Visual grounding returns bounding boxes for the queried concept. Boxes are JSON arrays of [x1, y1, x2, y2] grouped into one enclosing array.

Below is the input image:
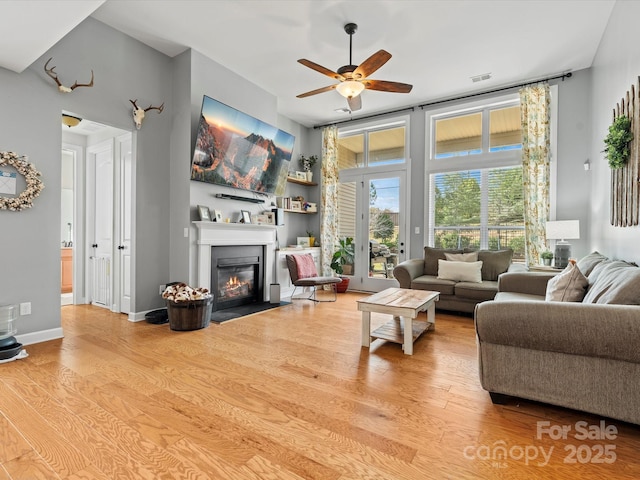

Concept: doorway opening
[[61, 114, 133, 314]]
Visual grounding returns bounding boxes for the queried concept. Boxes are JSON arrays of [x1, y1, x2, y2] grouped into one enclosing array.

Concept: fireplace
[[194, 222, 276, 304], [211, 245, 263, 311]]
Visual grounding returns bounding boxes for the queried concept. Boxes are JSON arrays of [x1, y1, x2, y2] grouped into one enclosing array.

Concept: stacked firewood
[[162, 283, 211, 302]]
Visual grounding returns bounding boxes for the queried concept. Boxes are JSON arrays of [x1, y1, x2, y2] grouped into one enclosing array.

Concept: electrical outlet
[[20, 302, 31, 315], [415, 227, 420, 234], [159, 284, 166, 295]]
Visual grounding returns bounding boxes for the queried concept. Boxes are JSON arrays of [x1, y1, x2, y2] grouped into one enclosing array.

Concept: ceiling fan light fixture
[[336, 80, 365, 99]]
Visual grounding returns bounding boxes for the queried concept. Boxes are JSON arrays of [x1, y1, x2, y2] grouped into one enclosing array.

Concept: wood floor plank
[[0, 298, 636, 478]]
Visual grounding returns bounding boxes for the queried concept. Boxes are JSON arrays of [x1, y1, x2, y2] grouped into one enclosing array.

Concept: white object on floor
[[0, 349, 28, 364]]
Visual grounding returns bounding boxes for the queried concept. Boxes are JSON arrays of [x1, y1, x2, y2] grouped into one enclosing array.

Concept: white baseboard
[[16, 327, 64, 346]]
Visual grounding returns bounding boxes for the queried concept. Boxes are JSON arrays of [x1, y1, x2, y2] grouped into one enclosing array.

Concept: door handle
[[117, 245, 125, 250], [92, 244, 98, 248]]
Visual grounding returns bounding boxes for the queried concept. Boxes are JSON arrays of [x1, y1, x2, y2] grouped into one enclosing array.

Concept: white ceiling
[[2, 0, 615, 128]]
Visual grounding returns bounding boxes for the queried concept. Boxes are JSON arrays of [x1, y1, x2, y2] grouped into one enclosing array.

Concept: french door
[[338, 170, 407, 292]]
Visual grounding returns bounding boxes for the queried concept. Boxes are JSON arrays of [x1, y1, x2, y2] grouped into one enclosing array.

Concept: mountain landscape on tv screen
[[191, 115, 290, 194]]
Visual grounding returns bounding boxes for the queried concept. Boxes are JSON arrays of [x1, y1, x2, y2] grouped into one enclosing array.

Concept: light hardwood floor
[[1, 293, 639, 479]]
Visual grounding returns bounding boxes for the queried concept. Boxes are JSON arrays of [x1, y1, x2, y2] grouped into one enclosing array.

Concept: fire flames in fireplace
[[219, 270, 254, 300]]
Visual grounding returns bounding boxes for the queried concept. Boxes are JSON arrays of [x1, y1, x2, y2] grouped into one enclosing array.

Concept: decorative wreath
[[0, 151, 44, 211], [603, 115, 633, 169]]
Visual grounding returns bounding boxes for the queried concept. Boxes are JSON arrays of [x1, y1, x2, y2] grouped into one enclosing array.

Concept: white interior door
[[87, 140, 114, 309], [115, 134, 132, 314]]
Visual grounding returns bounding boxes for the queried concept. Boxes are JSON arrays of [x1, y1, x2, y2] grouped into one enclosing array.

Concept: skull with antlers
[[130, 99, 165, 129], [44, 57, 94, 93]]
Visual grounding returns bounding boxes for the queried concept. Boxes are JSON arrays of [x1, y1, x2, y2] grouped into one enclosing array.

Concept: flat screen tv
[[190, 95, 295, 196]]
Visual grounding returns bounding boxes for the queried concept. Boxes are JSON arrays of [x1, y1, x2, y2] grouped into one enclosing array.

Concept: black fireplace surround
[[211, 245, 264, 311]]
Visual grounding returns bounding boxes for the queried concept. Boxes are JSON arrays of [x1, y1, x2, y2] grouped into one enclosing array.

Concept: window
[[427, 97, 525, 260], [430, 167, 525, 259]]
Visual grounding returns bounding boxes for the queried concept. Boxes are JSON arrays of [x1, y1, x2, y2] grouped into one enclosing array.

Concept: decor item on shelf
[[129, 99, 164, 130], [303, 202, 317, 212], [330, 237, 355, 284], [295, 171, 307, 181], [306, 231, 315, 247], [297, 236, 311, 247], [0, 151, 44, 211], [603, 115, 633, 169], [213, 209, 222, 222], [296, 22, 412, 112], [44, 57, 94, 93], [546, 220, 580, 269], [540, 250, 554, 266], [240, 210, 251, 223], [299, 155, 317, 172], [61, 113, 82, 128], [197, 205, 211, 221]]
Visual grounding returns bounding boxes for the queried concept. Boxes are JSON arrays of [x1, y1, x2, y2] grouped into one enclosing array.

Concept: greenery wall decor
[[609, 76, 640, 227], [603, 115, 633, 169]]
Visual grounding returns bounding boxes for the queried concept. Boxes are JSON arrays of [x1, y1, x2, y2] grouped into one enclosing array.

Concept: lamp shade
[[336, 80, 365, 99], [545, 220, 580, 241]]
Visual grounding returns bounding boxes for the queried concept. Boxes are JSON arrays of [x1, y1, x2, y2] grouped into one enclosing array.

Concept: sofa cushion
[[411, 275, 456, 295], [576, 251, 608, 277], [583, 260, 640, 305], [455, 280, 499, 301], [477, 249, 513, 281], [545, 262, 588, 302], [444, 251, 479, 262], [437, 260, 483, 283], [423, 247, 462, 276]]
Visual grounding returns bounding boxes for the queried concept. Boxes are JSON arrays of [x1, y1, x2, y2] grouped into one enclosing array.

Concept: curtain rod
[[313, 71, 572, 129]]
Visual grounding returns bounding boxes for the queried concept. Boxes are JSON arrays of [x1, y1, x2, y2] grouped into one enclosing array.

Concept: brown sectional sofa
[[475, 252, 640, 425], [393, 247, 524, 313]]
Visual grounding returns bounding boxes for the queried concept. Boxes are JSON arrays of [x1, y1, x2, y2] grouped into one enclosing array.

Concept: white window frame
[[423, 87, 558, 247]]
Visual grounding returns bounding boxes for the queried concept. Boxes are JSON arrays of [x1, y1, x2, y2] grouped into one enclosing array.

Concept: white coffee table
[[357, 287, 439, 355]]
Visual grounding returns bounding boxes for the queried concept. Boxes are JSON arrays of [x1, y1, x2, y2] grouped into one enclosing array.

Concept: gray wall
[[589, 0, 640, 264], [0, 18, 173, 340]]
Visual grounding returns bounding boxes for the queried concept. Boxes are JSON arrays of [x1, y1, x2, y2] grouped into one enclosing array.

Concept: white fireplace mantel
[[193, 221, 277, 299]]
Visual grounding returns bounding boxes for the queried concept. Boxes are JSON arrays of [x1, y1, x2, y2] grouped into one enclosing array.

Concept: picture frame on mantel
[[197, 205, 211, 221], [213, 209, 222, 222], [241, 210, 251, 224]]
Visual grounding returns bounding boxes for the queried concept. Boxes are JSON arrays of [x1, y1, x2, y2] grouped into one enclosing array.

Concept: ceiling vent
[[471, 73, 492, 83]]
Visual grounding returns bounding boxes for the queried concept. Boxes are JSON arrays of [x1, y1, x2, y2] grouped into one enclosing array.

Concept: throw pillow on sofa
[[582, 260, 640, 305], [444, 251, 479, 262], [545, 261, 589, 302], [576, 251, 608, 277], [437, 260, 483, 283], [424, 247, 463, 276], [477, 249, 513, 281]]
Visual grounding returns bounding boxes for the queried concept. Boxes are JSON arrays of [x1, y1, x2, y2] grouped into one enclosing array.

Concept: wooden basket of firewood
[[162, 283, 213, 331]]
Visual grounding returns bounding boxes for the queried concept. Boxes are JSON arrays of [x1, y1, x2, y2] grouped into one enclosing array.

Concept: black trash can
[[145, 309, 168, 324]]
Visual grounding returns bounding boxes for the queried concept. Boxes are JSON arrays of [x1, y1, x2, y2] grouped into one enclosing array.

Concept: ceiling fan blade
[[363, 79, 413, 93], [298, 59, 345, 81], [352, 50, 392, 79], [347, 95, 362, 112], [296, 84, 338, 98]]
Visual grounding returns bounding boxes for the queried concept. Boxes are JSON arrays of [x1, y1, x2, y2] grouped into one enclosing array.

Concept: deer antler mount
[[130, 99, 165, 130], [44, 57, 94, 93]]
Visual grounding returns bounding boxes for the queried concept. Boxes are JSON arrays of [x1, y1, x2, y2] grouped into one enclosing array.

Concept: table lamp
[[545, 220, 580, 269]]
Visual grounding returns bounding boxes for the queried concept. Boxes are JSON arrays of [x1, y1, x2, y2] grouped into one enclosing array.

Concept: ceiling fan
[[296, 23, 413, 112]]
